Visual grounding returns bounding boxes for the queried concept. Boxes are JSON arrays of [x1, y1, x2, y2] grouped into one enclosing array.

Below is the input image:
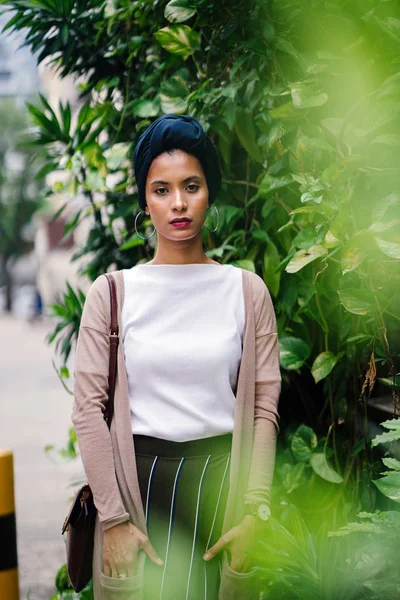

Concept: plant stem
[[315, 292, 329, 351], [222, 178, 259, 189]]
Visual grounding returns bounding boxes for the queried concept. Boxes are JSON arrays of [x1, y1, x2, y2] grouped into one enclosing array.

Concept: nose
[[171, 188, 187, 210]]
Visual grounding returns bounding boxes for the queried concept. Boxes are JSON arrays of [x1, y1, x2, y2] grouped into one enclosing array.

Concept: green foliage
[[328, 511, 400, 600], [371, 417, 400, 447], [46, 282, 87, 363], [50, 564, 93, 599], [3, 0, 399, 526], [45, 427, 78, 462]]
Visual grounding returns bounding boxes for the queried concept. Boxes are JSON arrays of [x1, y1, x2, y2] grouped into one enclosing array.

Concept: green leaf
[[373, 472, 400, 502], [85, 170, 105, 191], [311, 351, 340, 383], [235, 259, 255, 273], [329, 521, 382, 537], [292, 227, 317, 250], [371, 134, 400, 146], [106, 144, 129, 170], [371, 419, 400, 447], [291, 83, 328, 109], [120, 234, 144, 250], [347, 333, 372, 343], [341, 231, 374, 274], [160, 94, 187, 114], [351, 439, 366, 456], [279, 337, 311, 370], [285, 245, 328, 274], [154, 25, 200, 59], [274, 37, 302, 62], [382, 457, 400, 471], [161, 70, 189, 97], [375, 238, 400, 259], [131, 99, 159, 118], [291, 424, 318, 462], [372, 193, 400, 222], [378, 375, 400, 389], [262, 241, 281, 297], [234, 108, 262, 163], [259, 173, 292, 195], [164, 0, 196, 23], [369, 220, 400, 234], [310, 453, 343, 483], [60, 366, 70, 379], [279, 462, 307, 494], [337, 289, 374, 315]]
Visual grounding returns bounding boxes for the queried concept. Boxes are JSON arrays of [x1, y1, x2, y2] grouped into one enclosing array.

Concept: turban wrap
[[134, 114, 221, 210]]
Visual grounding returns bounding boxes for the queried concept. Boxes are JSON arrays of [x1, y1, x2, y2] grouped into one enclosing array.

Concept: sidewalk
[[0, 314, 82, 600]]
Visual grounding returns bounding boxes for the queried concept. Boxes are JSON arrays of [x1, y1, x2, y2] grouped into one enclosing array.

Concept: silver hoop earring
[[134, 210, 156, 240], [203, 205, 219, 233]]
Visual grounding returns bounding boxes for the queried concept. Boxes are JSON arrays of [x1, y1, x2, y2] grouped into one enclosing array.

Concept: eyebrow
[[150, 175, 203, 185]]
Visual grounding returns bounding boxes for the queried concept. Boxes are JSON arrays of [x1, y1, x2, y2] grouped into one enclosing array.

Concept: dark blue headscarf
[[134, 114, 221, 210]]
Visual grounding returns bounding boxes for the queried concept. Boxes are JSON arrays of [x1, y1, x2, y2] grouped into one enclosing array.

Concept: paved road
[[0, 314, 82, 600]]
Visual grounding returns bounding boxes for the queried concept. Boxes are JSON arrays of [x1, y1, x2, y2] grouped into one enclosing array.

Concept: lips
[[170, 218, 191, 223]]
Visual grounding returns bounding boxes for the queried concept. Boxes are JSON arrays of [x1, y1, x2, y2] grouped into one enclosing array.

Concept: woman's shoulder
[[236, 267, 269, 295], [85, 270, 124, 305]]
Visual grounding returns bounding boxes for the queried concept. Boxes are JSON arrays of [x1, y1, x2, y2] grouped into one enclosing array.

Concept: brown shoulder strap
[[104, 273, 119, 429]]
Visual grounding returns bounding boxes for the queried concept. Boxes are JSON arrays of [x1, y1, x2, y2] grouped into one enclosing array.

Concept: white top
[[121, 263, 245, 442]]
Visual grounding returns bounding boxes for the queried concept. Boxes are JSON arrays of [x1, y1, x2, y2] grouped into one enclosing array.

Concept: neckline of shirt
[[137, 263, 227, 267]]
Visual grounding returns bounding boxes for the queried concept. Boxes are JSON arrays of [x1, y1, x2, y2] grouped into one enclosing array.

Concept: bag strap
[[104, 273, 119, 429]]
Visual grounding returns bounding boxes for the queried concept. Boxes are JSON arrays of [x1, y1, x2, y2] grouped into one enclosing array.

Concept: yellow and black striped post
[[0, 449, 19, 600]]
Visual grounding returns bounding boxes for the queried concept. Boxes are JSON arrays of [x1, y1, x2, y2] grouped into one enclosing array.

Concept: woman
[[72, 114, 281, 600]]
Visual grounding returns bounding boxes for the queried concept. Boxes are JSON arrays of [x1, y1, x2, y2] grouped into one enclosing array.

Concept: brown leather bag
[[61, 273, 119, 592]]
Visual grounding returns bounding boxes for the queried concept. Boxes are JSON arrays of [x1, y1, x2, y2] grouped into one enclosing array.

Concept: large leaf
[[337, 289, 374, 315], [279, 337, 311, 370], [234, 108, 263, 163], [373, 472, 400, 502], [155, 25, 200, 59], [235, 259, 255, 273], [311, 351, 341, 383], [279, 462, 307, 494], [382, 457, 400, 471], [291, 424, 318, 462], [341, 231, 375, 274], [131, 99, 159, 118], [375, 238, 400, 259], [291, 83, 328, 108], [285, 245, 328, 274], [310, 453, 343, 483], [164, 0, 196, 23], [262, 241, 281, 297]]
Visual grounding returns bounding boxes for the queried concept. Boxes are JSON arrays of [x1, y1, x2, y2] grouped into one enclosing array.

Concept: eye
[[155, 187, 168, 195], [186, 183, 200, 192]]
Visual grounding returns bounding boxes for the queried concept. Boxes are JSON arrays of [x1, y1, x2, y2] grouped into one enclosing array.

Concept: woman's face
[[144, 149, 209, 242]]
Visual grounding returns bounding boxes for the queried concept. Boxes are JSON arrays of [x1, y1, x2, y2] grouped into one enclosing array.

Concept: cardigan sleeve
[[243, 272, 281, 507], [72, 274, 130, 530]]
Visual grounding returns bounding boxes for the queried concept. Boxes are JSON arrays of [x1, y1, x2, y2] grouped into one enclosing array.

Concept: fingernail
[[157, 558, 163, 566], [203, 553, 210, 560]]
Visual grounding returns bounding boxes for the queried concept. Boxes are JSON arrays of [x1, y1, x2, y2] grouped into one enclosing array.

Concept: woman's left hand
[[203, 515, 259, 573]]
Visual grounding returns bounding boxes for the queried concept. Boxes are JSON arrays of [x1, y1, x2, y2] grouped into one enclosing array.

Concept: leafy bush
[[2, 0, 399, 575]]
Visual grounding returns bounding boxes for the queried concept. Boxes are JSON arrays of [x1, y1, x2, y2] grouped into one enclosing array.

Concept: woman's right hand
[[103, 521, 163, 578]]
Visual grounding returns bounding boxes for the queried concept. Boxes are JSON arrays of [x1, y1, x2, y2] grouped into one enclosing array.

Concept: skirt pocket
[[99, 571, 141, 599], [99, 552, 145, 600], [218, 552, 259, 600]]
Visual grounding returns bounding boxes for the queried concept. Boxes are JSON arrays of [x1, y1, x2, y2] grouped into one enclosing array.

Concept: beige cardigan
[[72, 266, 281, 599]]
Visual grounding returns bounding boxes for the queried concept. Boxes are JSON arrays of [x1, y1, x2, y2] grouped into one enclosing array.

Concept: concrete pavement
[[0, 313, 82, 600]]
